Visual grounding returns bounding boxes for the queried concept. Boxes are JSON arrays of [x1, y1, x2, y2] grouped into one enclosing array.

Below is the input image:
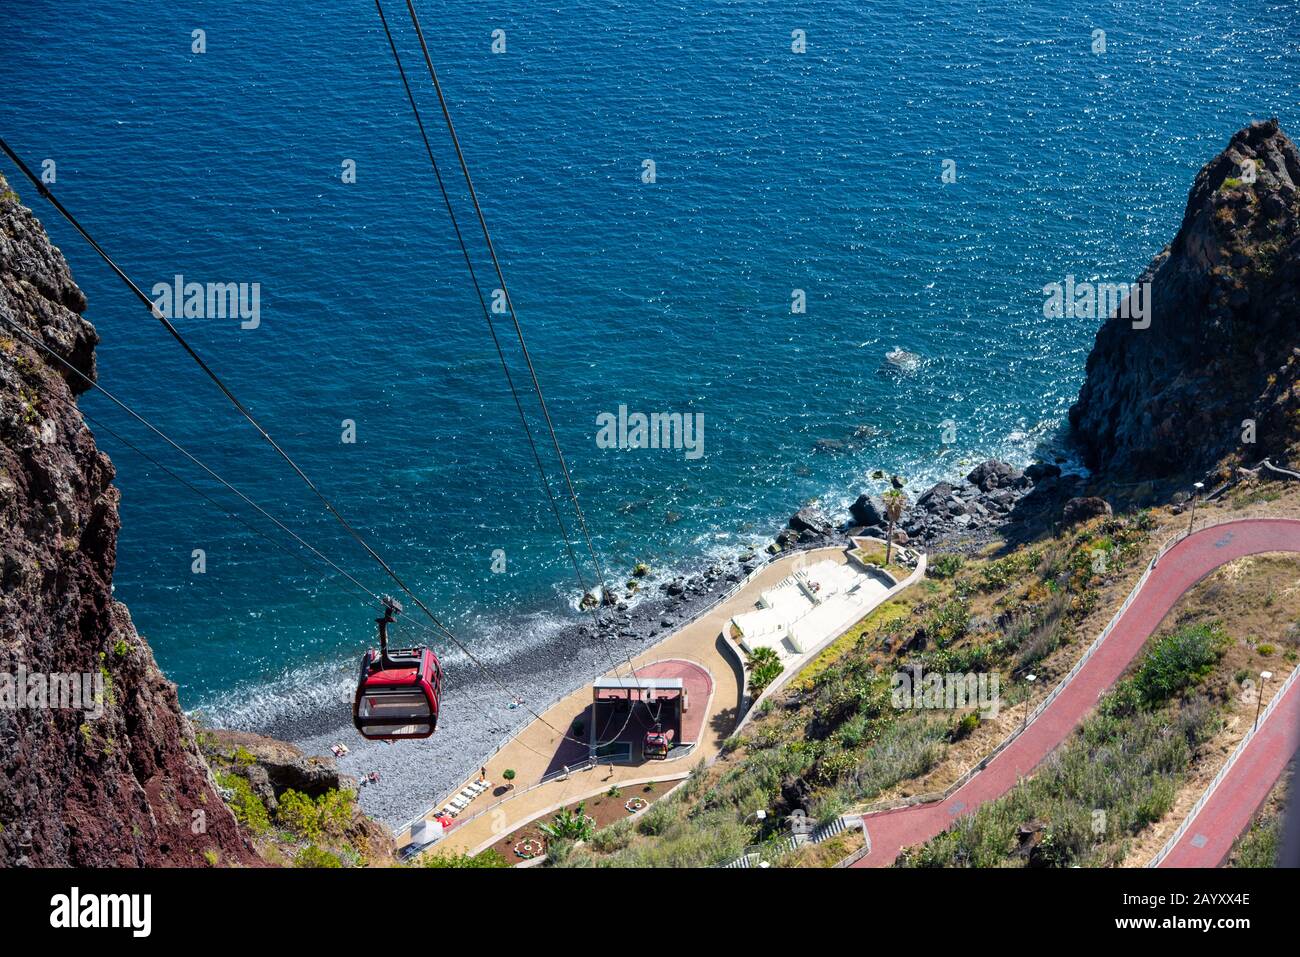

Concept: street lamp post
[[1022, 673, 1037, 733], [1254, 670, 1273, 731], [1186, 481, 1204, 538]]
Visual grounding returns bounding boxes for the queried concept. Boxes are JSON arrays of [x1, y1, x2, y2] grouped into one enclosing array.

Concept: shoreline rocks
[[847, 458, 1088, 551]]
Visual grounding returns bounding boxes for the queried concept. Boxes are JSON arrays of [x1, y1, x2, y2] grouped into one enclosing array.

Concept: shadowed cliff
[[0, 172, 260, 866], [1070, 119, 1300, 481]]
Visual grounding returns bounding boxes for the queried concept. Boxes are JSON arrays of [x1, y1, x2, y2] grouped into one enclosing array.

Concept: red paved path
[[1158, 667, 1300, 867], [854, 518, 1300, 868]]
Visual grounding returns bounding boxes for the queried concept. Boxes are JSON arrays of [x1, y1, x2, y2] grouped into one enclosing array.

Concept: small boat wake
[[880, 346, 923, 376]]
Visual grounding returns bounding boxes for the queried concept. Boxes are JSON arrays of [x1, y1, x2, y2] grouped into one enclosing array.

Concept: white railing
[[731, 554, 928, 736], [398, 543, 848, 840], [856, 510, 1295, 816], [1262, 458, 1300, 482], [1147, 661, 1300, 867], [720, 814, 856, 868]]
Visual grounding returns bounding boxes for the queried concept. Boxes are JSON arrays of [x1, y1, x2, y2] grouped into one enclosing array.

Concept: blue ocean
[[2, 0, 1297, 725]]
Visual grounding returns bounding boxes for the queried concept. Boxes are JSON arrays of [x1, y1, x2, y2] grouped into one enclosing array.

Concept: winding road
[[1156, 664, 1300, 867], [853, 518, 1300, 868]]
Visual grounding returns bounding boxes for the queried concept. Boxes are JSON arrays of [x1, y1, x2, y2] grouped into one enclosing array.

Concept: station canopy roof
[[593, 676, 684, 691]]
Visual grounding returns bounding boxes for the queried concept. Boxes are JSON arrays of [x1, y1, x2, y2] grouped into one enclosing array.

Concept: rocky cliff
[[0, 173, 260, 866], [1070, 119, 1300, 480]]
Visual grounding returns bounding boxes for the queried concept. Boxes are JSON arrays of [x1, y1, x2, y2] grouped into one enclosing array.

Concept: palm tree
[[539, 803, 595, 842], [882, 489, 907, 565], [745, 646, 784, 696]]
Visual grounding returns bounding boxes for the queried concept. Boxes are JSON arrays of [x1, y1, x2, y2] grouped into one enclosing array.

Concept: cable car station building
[[590, 675, 686, 762]]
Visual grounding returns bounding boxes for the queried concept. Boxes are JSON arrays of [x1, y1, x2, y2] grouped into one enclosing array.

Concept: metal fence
[[855, 510, 1293, 817], [1147, 660, 1300, 867], [397, 545, 847, 839], [721, 814, 857, 868]]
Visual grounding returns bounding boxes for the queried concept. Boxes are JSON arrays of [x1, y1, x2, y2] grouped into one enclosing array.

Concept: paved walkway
[[1157, 667, 1300, 867], [854, 519, 1300, 867], [410, 545, 860, 856]]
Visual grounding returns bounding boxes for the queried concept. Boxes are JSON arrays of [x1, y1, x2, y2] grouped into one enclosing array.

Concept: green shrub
[[276, 788, 352, 841], [746, 646, 784, 695], [540, 803, 596, 842], [1131, 622, 1229, 708], [215, 771, 270, 836], [924, 600, 970, 647], [294, 844, 342, 868], [421, 849, 510, 868], [1233, 813, 1282, 868], [929, 554, 965, 580], [949, 712, 980, 742], [637, 800, 677, 837], [591, 818, 634, 853]]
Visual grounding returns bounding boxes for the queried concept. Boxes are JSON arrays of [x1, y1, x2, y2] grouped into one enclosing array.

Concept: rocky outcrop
[[1061, 496, 1112, 526], [0, 175, 259, 866], [851, 459, 1086, 548], [787, 505, 834, 540], [850, 493, 887, 528], [1070, 120, 1300, 480], [208, 730, 354, 805]]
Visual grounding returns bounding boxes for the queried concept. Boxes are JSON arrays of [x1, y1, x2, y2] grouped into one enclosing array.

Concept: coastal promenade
[[405, 543, 901, 857], [853, 518, 1300, 867]]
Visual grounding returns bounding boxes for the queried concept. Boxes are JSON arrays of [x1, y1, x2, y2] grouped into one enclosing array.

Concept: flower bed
[[513, 837, 544, 859]]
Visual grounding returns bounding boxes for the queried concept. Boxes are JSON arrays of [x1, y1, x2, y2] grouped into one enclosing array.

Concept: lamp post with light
[[1186, 481, 1204, 538], [1022, 673, 1037, 733], [1254, 670, 1273, 731]]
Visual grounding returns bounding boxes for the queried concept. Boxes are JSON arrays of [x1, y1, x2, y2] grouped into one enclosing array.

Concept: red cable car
[[353, 598, 443, 741], [644, 726, 673, 760]]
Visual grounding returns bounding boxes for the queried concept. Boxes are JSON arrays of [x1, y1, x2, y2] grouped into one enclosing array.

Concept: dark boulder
[[1061, 496, 1113, 525], [788, 506, 833, 537], [915, 482, 954, 509], [1024, 462, 1062, 483], [966, 459, 1023, 492], [850, 493, 887, 527], [210, 730, 351, 799]]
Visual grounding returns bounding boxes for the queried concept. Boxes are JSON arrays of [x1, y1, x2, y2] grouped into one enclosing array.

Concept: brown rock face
[[0, 174, 260, 867], [1069, 119, 1300, 480]]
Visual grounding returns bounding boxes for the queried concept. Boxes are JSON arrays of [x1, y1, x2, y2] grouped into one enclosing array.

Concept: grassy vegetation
[[851, 539, 912, 581], [898, 620, 1230, 868], [215, 771, 272, 837], [554, 508, 1167, 868], [550, 495, 1300, 869], [1231, 812, 1283, 868], [421, 849, 511, 868], [205, 738, 390, 868]]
